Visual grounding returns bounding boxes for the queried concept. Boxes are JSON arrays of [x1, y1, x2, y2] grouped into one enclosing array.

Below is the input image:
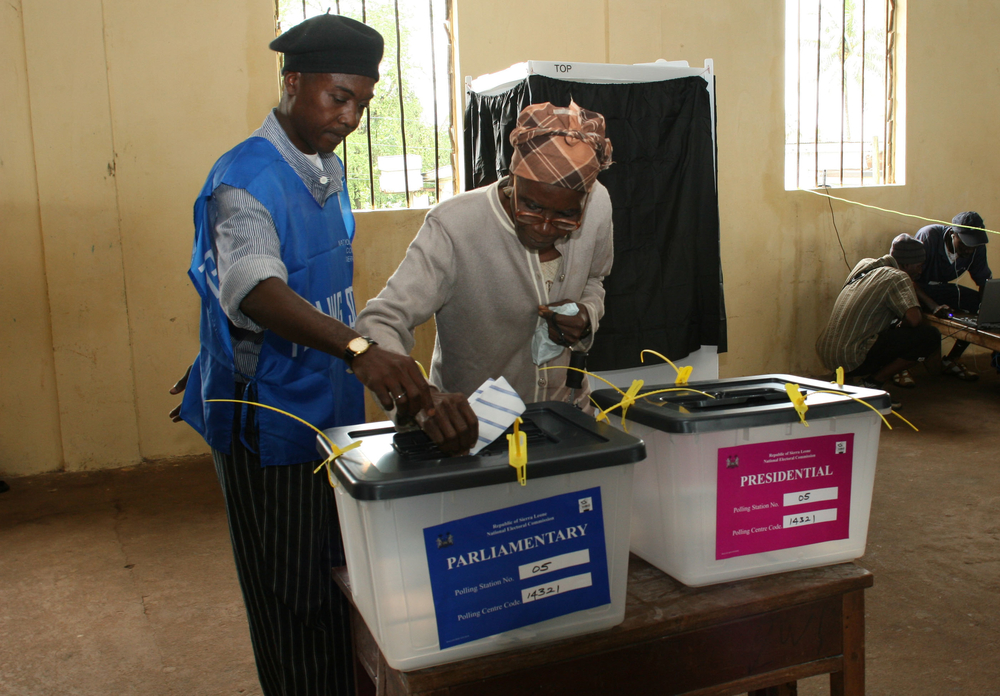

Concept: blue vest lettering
[[180, 137, 364, 465]]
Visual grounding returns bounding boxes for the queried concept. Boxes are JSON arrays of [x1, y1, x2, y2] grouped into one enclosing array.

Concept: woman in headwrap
[[357, 100, 615, 454]]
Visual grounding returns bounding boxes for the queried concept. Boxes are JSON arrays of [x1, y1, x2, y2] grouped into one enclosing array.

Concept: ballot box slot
[[646, 387, 793, 412], [392, 417, 554, 461]]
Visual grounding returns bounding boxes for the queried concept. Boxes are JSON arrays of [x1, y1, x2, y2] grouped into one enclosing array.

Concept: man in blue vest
[[171, 15, 473, 695]]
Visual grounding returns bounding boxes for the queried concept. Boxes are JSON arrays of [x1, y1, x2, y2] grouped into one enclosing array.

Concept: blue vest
[[180, 137, 364, 466]]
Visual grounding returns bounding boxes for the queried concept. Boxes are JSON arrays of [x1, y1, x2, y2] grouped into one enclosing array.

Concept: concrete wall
[[1, 0, 277, 475], [4, 0, 999, 475]]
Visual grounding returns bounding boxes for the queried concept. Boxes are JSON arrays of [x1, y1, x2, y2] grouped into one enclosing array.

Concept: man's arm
[[968, 246, 993, 291], [216, 185, 432, 416], [240, 278, 431, 414], [913, 281, 951, 317], [887, 273, 925, 328]]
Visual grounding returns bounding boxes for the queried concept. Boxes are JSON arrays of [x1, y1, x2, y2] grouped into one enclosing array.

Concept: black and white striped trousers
[[212, 437, 355, 696]]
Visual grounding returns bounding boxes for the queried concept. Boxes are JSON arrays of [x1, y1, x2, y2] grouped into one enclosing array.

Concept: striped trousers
[[212, 437, 355, 696]]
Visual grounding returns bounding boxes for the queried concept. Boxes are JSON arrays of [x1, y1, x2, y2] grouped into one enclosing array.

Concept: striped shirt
[[816, 255, 919, 372], [207, 110, 347, 377]]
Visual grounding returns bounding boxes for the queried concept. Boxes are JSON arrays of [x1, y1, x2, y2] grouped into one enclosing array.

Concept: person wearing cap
[[356, 100, 614, 443], [171, 14, 440, 695], [913, 211, 993, 381], [816, 234, 940, 405]]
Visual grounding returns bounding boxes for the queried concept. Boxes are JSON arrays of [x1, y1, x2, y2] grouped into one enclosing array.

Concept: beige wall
[[353, 209, 438, 423], [457, 0, 1000, 379], [1, 0, 277, 475], [1, 0, 64, 473], [4, 0, 999, 475]]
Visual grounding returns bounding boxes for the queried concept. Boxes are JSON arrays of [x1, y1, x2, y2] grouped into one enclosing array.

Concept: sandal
[[891, 370, 916, 388], [942, 358, 979, 381], [860, 378, 902, 408]]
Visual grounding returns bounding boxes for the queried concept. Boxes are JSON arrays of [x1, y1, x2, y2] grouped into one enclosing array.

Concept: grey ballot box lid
[[590, 374, 891, 435], [317, 401, 647, 501]]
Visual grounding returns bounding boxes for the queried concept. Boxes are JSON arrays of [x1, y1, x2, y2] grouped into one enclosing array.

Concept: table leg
[[354, 649, 376, 696], [830, 589, 865, 696]]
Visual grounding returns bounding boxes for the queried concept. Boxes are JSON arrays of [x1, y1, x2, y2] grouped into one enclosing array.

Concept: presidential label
[[715, 434, 854, 559], [423, 488, 610, 649]]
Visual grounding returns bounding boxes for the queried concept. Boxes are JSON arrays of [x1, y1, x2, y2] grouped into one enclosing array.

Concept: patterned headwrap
[[509, 100, 613, 193]]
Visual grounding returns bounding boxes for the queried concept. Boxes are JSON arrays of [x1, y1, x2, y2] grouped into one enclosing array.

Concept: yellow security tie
[[784, 383, 810, 427], [206, 398, 362, 488], [507, 416, 527, 486]]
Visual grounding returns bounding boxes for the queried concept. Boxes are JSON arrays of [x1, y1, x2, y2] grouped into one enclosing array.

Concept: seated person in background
[[816, 234, 940, 405], [357, 100, 615, 452], [914, 211, 992, 381]]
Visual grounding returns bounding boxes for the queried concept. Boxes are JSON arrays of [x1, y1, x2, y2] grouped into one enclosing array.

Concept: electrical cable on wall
[[799, 188, 1000, 236], [820, 185, 853, 271]]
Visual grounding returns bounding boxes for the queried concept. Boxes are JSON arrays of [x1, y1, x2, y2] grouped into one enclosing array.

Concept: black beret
[[270, 14, 384, 81]]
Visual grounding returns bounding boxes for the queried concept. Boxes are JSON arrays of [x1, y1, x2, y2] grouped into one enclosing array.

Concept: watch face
[[347, 337, 370, 355]]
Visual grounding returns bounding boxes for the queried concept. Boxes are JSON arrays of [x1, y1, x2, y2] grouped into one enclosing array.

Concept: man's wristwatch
[[343, 336, 377, 364]]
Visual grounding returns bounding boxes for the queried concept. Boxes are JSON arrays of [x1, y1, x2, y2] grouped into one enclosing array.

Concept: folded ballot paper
[[468, 377, 526, 455]]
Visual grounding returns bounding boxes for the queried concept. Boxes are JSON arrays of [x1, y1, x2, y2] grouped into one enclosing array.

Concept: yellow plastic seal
[[784, 383, 810, 427], [507, 416, 527, 486], [779, 385, 916, 432], [206, 398, 362, 487], [540, 355, 717, 432], [595, 379, 644, 429], [640, 349, 693, 386]]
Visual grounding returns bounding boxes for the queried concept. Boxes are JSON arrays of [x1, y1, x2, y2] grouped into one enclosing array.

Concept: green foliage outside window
[[277, 0, 454, 209]]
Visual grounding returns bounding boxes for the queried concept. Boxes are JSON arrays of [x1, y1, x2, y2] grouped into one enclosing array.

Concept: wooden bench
[[925, 313, 1000, 352], [334, 556, 872, 696]]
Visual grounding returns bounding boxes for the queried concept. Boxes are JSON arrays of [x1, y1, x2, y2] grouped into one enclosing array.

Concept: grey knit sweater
[[356, 180, 614, 406]]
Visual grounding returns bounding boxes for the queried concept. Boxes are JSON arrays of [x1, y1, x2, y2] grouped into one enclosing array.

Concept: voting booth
[[592, 375, 889, 587], [319, 402, 645, 670], [465, 60, 726, 382]]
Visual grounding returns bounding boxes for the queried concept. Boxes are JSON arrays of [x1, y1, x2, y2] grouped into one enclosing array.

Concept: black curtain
[[464, 74, 727, 370]]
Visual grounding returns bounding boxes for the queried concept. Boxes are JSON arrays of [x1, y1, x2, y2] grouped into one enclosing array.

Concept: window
[[276, 0, 457, 209], [784, 0, 903, 189]]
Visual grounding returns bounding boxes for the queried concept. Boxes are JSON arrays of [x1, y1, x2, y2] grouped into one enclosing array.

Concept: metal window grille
[[276, 0, 458, 209], [785, 0, 900, 190]]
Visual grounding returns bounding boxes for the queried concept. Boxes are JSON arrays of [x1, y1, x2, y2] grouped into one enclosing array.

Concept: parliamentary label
[[423, 488, 610, 649]]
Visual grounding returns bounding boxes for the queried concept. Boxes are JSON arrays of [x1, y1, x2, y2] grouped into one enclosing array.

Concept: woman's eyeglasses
[[511, 181, 585, 232]]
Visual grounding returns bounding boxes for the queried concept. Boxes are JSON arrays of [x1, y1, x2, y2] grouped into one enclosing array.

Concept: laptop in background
[[949, 278, 1000, 331]]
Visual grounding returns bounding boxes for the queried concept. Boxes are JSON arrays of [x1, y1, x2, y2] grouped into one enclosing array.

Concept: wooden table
[[925, 313, 1000, 352], [334, 556, 873, 696]]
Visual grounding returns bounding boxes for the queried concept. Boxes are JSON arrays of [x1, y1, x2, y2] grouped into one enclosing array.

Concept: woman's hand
[[416, 390, 478, 456], [539, 300, 591, 346]]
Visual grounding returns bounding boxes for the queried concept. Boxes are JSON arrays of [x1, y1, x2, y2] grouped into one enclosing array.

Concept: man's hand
[[168, 365, 192, 423], [416, 390, 478, 456], [933, 304, 953, 318], [539, 300, 591, 346], [240, 279, 436, 418], [350, 345, 434, 420]]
